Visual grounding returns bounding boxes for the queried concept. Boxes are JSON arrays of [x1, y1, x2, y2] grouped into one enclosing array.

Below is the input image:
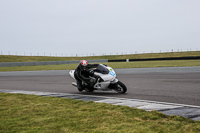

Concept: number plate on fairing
[[109, 71, 116, 76]]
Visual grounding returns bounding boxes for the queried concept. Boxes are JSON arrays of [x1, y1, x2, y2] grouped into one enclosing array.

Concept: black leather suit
[[74, 64, 98, 91]]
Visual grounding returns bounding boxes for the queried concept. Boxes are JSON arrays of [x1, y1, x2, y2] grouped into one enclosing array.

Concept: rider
[[74, 60, 99, 92]]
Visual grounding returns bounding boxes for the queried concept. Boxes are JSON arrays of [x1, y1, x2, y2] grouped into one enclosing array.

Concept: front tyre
[[114, 81, 127, 94]]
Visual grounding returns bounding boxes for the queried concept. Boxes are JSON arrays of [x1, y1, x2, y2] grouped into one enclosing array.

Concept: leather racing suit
[[74, 63, 99, 91]]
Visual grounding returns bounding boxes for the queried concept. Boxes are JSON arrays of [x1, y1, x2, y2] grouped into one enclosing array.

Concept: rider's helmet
[[79, 60, 88, 70]]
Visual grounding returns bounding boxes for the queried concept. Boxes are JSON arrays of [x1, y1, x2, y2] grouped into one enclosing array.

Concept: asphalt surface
[[0, 66, 200, 106]]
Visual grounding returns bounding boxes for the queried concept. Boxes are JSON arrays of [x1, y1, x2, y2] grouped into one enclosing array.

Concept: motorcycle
[[69, 64, 127, 93]]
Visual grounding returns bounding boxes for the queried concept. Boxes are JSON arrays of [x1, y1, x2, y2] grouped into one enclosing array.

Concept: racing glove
[[88, 69, 94, 76]]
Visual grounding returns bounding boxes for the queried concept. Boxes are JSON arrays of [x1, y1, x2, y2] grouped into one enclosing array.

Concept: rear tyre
[[114, 81, 127, 94]]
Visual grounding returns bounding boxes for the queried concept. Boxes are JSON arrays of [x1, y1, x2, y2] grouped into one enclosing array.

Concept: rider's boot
[[77, 80, 84, 92]]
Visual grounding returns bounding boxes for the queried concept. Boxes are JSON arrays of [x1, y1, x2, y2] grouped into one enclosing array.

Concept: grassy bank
[[0, 93, 199, 133], [0, 51, 200, 72], [0, 60, 200, 72], [1, 51, 200, 63]]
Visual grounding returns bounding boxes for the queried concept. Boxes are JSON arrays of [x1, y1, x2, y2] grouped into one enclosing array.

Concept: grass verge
[[0, 93, 200, 133], [0, 60, 200, 72], [1, 51, 200, 62]]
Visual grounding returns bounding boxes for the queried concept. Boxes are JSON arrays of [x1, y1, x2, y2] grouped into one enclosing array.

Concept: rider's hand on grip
[[90, 77, 96, 83], [88, 69, 94, 75]]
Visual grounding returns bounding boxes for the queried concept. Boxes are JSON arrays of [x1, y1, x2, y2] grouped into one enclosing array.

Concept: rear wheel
[[113, 81, 127, 94]]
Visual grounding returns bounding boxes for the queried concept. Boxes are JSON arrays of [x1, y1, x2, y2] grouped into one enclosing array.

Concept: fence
[[1, 55, 200, 67], [0, 59, 108, 67], [0, 49, 199, 57], [108, 56, 200, 62]]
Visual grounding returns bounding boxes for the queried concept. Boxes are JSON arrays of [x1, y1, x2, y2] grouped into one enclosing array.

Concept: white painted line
[[95, 99, 183, 111], [78, 94, 200, 109], [113, 101, 151, 108], [95, 99, 125, 104], [137, 104, 182, 111]]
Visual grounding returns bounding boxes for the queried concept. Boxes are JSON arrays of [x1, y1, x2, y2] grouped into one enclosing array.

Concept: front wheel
[[113, 81, 127, 94]]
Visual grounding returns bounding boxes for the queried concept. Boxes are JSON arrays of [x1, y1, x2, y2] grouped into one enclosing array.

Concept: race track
[[0, 66, 200, 106]]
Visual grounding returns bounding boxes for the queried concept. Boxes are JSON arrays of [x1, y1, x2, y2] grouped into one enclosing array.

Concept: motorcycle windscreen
[[96, 64, 109, 74]]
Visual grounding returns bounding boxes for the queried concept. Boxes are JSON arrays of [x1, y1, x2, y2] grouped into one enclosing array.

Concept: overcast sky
[[0, 0, 200, 56]]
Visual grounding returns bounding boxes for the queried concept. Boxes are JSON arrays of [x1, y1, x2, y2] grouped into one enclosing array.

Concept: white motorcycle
[[69, 64, 127, 93]]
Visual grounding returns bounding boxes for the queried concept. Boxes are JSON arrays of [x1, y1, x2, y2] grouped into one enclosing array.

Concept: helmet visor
[[82, 66, 86, 70]]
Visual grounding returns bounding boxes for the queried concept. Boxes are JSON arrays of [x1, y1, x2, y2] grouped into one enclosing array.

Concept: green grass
[[0, 60, 200, 72], [1, 51, 200, 63], [0, 51, 200, 72], [0, 93, 200, 133]]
